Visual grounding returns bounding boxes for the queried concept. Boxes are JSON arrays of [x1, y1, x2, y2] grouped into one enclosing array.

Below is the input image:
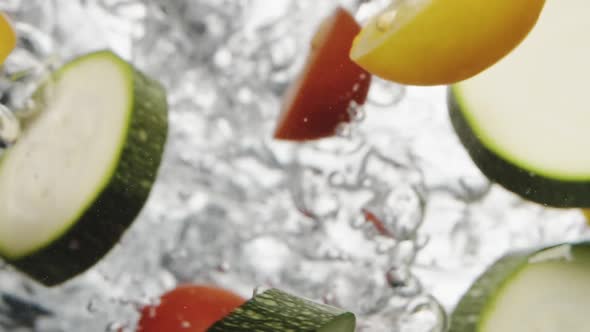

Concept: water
[[0, 0, 589, 331]]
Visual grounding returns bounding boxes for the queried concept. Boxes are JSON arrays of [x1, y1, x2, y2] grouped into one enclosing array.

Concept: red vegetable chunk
[[274, 7, 371, 141], [136, 284, 245, 332]]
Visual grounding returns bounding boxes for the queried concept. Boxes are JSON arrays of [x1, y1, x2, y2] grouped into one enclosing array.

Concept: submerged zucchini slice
[[449, 0, 590, 207], [0, 51, 168, 286], [451, 242, 590, 332], [207, 288, 356, 332]]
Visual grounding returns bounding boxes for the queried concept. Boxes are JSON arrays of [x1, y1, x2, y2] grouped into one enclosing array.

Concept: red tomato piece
[[273, 7, 372, 141], [136, 284, 245, 332]]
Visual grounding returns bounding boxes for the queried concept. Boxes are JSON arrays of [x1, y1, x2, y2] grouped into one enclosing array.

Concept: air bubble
[[386, 265, 410, 288], [328, 171, 345, 187], [375, 237, 396, 254], [105, 322, 127, 332], [213, 48, 233, 68], [368, 78, 405, 107], [351, 214, 367, 229], [403, 295, 448, 332], [396, 275, 422, 298], [347, 100, 365, 122], [87, 299, 102, 313], [216, 261, 231, 272]]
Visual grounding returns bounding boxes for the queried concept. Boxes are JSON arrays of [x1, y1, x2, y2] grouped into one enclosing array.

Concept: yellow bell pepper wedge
[[0, 13, 16, 65]]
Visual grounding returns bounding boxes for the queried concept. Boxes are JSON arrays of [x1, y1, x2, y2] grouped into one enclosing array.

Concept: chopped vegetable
[[449, 0, 590, 207], [274, 7, 371, 141], [137, 284, 245, 332], [350, 0, 545, 85], [0, 13, 16, 65], [0, 51, 168, 285], [451, 242, 590, 332], [207, 288, 356, 332]]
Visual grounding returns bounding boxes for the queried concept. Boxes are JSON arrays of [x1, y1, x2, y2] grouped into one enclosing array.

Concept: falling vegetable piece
[[0, 51, 168, 286], [451, 242, 590, 332], [0, 13, 16, 65], [273, 7, 371, 141], [137, 285, 245, 332], [449, 0, 590, 207], [350, 0, 545, 85], [582, 210, 590, 227], [207, 288, 356, 332]]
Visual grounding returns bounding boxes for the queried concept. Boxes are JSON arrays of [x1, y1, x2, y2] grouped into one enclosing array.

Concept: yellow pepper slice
[[0, 13, 16, 65], [350, 0, 545, 86]]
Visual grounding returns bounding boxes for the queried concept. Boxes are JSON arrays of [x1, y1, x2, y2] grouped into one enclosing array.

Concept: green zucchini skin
[[5, 51, 168, 286], [448, 88, 590, 207], [449, 249, 532, 332], [450, 242, 590, 332], [207, 288, 356, 332]]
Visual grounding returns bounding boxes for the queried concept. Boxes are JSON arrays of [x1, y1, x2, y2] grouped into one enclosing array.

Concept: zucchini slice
[[206, 288, 356, 332], [449, 0, 590, 207], [451, 242, 590, 332], [0, 50, 168, 286]]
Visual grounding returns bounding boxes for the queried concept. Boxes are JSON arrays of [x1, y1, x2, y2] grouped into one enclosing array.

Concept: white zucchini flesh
[[0, 51, 167, 286], [455, 0, 590, 180], [482, 257, 590, 332], [0, 56, 131, 258], [451, 243, 590, 332]]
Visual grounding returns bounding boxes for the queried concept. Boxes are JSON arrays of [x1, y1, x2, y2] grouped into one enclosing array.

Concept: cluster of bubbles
[[0, 0, 588, 331]]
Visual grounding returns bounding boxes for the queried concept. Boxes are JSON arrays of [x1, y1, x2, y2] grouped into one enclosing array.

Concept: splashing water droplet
[[347, 100, 365, 122], [216, 261, 231, 272], [290, 166, 340, 220], [368, 78, 405, 108], [397, 275, 423, 298], [386, 265, 410, 288], [214, 48, 233, 69], [456, 175, 492, 202], [335, 122, 352, 138], [403, 295, 448, 332], [375, 237, 396, 254], [0, 104, 20, 148], [328, 171, 346, 187], [351, 214, 367, 229], [105, 321, 126, 332], [87, 299, 101, 313], [393, 240, 419, 266]]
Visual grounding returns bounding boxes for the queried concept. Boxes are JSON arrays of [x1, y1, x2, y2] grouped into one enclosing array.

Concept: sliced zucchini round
[[449, 0, 590, 207], [206, 288, 356, 332], [0, 50, 168, 286], [451, 242, 590, 332]]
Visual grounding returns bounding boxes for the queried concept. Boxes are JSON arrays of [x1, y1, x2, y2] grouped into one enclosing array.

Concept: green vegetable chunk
[[0, 50, 168, 286], [449, 0, 590, 207], [207, 288, 356, 332], [451, 242, 590, 332]]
